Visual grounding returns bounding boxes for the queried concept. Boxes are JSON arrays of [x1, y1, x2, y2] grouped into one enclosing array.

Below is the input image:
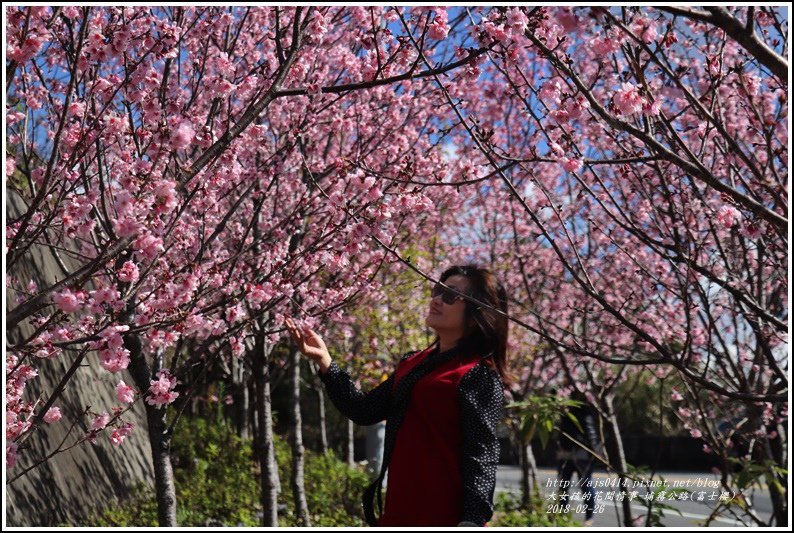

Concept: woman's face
[[424, 275, 474, 336]]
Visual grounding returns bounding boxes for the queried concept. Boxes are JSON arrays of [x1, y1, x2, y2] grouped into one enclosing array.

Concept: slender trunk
[[519, 437, 530, 508], [253, 319, 279, 526], [603, 395, 633, 527], [233, 355, 249, 439], [127, 341, 177, 526], [346, 418, 355, 468], [145, 402, 178, 527], [289, 347, 311, 525], [341, 334, 357, 468], [527, 443, 539, 492], [518, 436, 538, 508], [317, 373, 328, 454], [248, 377, 258, 443]]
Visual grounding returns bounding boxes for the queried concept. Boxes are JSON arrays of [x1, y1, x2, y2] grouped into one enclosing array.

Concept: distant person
[[556, 391, 602, 526]]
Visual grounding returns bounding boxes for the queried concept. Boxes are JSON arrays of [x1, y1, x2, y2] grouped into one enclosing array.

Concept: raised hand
[[284, 316, 333, 373]]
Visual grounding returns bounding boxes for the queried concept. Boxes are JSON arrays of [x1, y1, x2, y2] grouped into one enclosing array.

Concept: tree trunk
[[122, 287, 177, 527], [316, 368, 329, 455], [346, 418, 355, 468], [232, 354, 249, 439], [519, 438, 538, 508], [253, 319, 279, 527], [145, 401, 178, 527], [248, 377, 258, 443], [289, 347, 311, 525], [126, 339, 177, 526], [603, 395, 634, 527]]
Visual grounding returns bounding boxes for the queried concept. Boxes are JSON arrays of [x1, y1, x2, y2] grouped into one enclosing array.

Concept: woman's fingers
[[303, 327, 321, 346], [284, 319, 329, 369], [285, 317, 313, 355], [285, 318, 302, 345]]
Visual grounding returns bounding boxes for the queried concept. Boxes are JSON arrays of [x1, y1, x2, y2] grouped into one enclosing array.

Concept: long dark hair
[[427, 264, 514, 389]]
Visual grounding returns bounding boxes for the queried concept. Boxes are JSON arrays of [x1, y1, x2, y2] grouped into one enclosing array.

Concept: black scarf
[[362, 343, 467, 526]]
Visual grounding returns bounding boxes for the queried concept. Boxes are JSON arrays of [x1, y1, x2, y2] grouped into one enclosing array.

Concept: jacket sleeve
[[317, 351, 416, 426], [457, 361, 505, 526]]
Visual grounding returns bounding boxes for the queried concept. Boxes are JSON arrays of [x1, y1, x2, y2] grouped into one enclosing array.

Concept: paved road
[[495, 465, 774, 527]]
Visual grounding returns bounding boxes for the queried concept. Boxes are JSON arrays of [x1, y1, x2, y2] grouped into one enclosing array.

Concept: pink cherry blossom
[[52, 289, 85, 314], [614, 82, 644, 116], [8, 32, 45, 63], [591, 35, 620, 56], [739, 221, 762, 240], [306, 11, 330, 44], [630, 17, 658, 43], [146, 369, 179, 407], [91, 412, 111, 431], [716, 204, 742, 229], [505, 7, 529, 32], [170, 121, 195, 150], [561, 157, 583, 173], [742, 73, 761, 96], [225, 304, 243, 324], [7, 442, 19, 469], [109, 423, 134, 446], [540, 78, 563, 105], [117, 261, 140, 283], [43, 406, 62, 424], [113, 217, 143, 238], [4, 8, 786, 514], [153, 180, 178, 214], [564, 94, 590, 120], [116, 381, 136, 404], [113, 190, 135, 215], [428, 21, 449, 40], [641, 97, 662, 116], [484, 22, 508, 43], [133, 233, 165, 261], [90, 287, 121, 309], [99, 347, 131, 373]]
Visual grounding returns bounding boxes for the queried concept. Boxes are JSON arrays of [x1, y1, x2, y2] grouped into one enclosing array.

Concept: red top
[[378, 346, 494, 527]]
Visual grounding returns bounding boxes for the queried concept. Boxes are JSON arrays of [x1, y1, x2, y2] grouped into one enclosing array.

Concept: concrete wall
[[6, 191, 154, 526]]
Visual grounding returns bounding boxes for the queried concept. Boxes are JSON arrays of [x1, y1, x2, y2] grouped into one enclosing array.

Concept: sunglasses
[[431, 282, 468, 305]]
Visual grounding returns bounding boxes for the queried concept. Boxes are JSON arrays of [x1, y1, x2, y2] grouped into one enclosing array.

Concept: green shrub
[[169, 415, 261, 526], [78, 414, 372, 527], [276, 446, 370, 527]]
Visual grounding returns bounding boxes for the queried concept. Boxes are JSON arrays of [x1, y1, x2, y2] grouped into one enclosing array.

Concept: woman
[[284, 264, 512, 527]]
